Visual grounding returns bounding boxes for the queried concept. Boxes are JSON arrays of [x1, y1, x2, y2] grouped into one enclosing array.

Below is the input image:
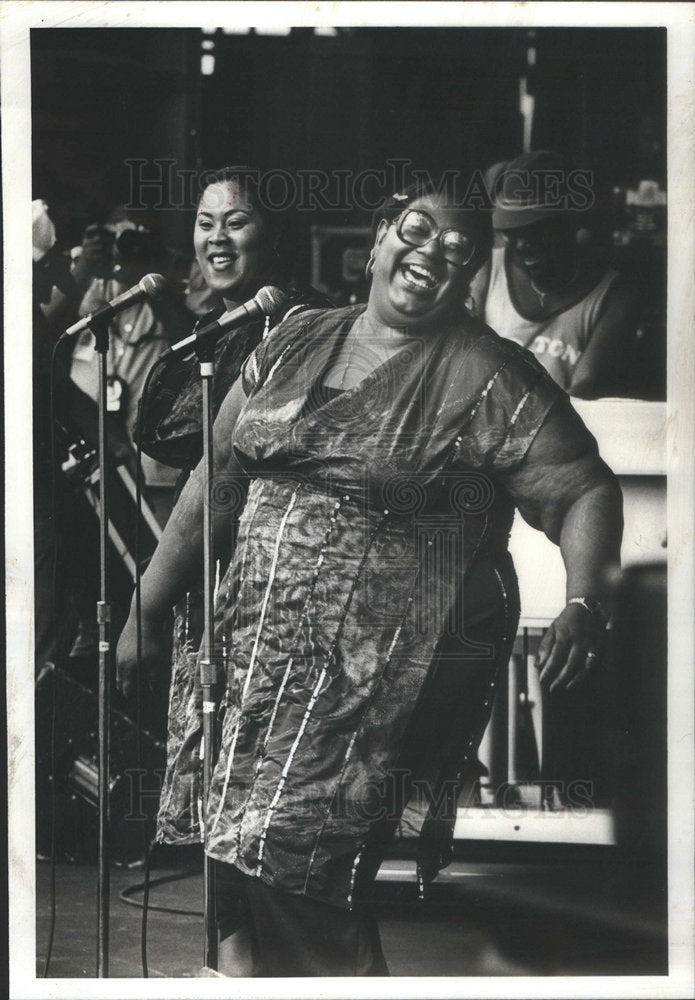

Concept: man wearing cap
[[471, 150, 638, 397]]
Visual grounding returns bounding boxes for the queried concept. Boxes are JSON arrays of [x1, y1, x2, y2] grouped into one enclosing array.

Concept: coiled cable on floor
[[119, 868, 203, 918]]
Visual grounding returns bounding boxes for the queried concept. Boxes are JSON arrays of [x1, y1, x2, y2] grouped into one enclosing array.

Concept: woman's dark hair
[[371, 175, 493, 276]]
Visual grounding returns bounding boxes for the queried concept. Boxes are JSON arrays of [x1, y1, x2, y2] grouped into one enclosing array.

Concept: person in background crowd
[[471, 150, 639, 398], [68, 205, 194, 518], [62, 207, 194, 660], [117, 176, 622, 977], [32, 197, 118, 858], [33, 199, 76, 677]]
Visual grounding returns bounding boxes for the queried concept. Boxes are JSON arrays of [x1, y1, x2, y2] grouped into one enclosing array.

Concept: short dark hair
[[371, 175, 492, 275]]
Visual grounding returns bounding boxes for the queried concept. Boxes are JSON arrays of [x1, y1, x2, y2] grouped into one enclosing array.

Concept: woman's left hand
[[536, 604, 608, 694], [501, 397, 622, 697]]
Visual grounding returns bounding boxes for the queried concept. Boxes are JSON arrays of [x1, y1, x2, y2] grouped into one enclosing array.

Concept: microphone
[[166, 285, 287, 356], [63, 273, 167, 338]]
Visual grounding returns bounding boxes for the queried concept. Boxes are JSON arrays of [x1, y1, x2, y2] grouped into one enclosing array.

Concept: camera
[[112, 226, 159, 262], [72, 219, 164, 283]]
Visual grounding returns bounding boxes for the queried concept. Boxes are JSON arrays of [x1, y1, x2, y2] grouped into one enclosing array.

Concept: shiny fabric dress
[[160, 304, 564, 907], [140, 286, 331, 845]]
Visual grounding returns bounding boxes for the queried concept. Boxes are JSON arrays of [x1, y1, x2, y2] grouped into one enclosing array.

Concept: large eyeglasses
[[395, 209, 477, 268]]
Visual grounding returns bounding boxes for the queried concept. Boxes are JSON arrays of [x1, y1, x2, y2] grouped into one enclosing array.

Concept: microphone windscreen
[[255, 285, 287, 315], [140, 273, 167, 298]]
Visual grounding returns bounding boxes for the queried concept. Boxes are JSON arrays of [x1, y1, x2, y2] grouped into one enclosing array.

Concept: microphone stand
[[91, 313, 113, 978], [196, 338, 219, 972]]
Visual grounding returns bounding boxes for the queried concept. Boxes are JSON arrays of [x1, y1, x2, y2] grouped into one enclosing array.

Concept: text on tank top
[[483, 246, 619, 390]]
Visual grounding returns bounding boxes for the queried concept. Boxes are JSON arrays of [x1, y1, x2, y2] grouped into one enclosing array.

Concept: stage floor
[[34, 851, 667, 979]]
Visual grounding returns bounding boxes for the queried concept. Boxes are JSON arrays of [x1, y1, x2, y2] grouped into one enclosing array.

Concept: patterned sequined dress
[[157, 304, 564, 907]]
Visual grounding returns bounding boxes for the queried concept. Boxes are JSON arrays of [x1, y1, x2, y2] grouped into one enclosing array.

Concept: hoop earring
[[365, 250, 376, 281]]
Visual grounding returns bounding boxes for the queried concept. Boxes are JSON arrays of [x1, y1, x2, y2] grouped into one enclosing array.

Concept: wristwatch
[[567, 596, 609, 625]]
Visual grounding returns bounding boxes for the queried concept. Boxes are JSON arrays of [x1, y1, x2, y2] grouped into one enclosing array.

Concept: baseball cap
[[491, 150, 569, 230]]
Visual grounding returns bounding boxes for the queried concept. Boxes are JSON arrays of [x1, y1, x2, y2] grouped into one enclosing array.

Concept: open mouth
[[399, 261, 439, 292], [208, 252, 238, 271], [515, 246, 545, 267]]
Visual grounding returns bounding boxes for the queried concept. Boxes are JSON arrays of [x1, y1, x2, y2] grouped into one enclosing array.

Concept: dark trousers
[[215, 862, 389, 977]]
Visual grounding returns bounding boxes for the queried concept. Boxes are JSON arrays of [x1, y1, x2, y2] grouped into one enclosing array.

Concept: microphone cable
[[41, 334, 66, 978], [134, 385, 153, 977], [132, 350, 177, 976], [119, 867, 203, 918]]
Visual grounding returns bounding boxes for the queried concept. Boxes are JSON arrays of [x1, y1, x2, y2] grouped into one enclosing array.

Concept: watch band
[[567, 596, 608, 623]]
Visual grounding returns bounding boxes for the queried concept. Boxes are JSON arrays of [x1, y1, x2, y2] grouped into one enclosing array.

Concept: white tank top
[[484, 247, 619, 390]]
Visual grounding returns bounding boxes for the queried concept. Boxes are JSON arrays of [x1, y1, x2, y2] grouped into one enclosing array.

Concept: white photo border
[[3, 3, 694, 998]]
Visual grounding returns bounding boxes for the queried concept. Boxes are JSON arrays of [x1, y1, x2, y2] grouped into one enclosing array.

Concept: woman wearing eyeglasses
[[117, 178, 622, 976], [472, 151, 639, 397]]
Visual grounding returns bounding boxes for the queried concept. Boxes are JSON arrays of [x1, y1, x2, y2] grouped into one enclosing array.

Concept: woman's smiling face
[[194, 179, 272, 306], [368, 194, 475, 332]]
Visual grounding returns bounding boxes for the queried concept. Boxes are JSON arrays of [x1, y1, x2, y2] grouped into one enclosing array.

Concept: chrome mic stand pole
[[92, 314, 113, 977], [197, 340, 218, 971]]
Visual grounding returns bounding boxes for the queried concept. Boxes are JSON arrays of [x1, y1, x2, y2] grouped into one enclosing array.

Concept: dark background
[[31, 26, 666, 247], [32, 26, 667, 398]]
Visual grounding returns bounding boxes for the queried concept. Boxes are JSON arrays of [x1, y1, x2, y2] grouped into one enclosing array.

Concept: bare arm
[[502, 400, 623, 690], [39, 282, 83, 332], [569, 275, 639, 399], [40, 226, 115, 332], [116, 376, 249, 694]]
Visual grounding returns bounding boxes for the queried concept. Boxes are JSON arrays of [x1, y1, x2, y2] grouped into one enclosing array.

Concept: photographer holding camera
[[68, 207, 194, 508]]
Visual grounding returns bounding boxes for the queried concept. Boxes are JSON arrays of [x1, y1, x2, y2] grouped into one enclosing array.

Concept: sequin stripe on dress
[[415, 347, 471, 464], [157, 588, 206, 832], [184, 591, 191, 644], [259, 310, 324, 390], [264, 342, 294, 387], [160, 492, 265, 841], [232, 497, 345, 858], [347, 847, 363, 909], [221, 478, 266, 655], [456, 565, 513, 780], [492, 390, 531, 458], [209, 483, 303, 837], [254, 504, 388, 874], [451, 358, 512, 455], [302, 538, 432, 894]]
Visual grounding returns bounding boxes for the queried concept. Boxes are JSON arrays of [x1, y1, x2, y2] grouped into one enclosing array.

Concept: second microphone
[[166, 285, 288, 357]]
